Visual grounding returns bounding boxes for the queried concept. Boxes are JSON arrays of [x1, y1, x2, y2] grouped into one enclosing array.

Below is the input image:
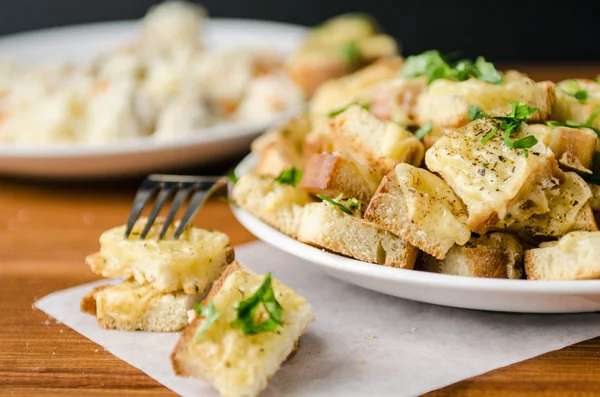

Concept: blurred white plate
[[0, 19, 307, 178], [230, 153, 600, 313]]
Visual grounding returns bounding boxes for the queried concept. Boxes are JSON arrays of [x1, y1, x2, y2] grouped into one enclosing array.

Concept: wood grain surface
[[1, 64, 600, 396]]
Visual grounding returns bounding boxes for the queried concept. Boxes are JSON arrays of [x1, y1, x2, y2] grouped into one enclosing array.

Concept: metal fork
[[124, 174, 229, 241]]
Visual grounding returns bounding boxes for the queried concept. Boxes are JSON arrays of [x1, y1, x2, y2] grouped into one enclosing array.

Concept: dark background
[[0, 0, 597, 62]]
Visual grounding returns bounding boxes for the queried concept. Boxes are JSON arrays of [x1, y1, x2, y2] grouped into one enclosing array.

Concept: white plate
[[230, 153, 600, 313], [0, 20, 307, 178]]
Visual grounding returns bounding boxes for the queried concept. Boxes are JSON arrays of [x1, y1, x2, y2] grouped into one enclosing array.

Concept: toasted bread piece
[[369, 76, 427, 125], [81, 281, 200, 332], [416, 71, 554, 129], [552, 79, 600, 131], [420, 233, 524, 279], [309, 57, 403, 115], [330, 105, 424, 174], [425, 118, 563, 234], [589, 183, 600, 211], [297, 202, 418, 268], [231, 174, 313, 238], [302, 114, 335, 157], [300, 152, 382, 203], [87, 219, 234, 294], [365, 163, 471, 259], [171, 262, 314, 397], [524, 231, 600, 280], [495, 172, 597, 236], [253, 115, 312, 176], [529, 124, 597, 173]]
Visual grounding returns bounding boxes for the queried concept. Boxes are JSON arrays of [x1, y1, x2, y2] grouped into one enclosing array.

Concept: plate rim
[[231, 152, 600, 295]]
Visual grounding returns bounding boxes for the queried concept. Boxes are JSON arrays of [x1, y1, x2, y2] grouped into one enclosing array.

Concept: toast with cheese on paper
[[297, 201, 418, 268], [425, 118, 563, 235], [365, 163, 471, 259], [420, 233, 524, 279], [86, 218, 234, 294], [552, 79, 600, 132], [525, 231, 600, 280], [171, 261, 314, 397], [81, 281, 201, 332]]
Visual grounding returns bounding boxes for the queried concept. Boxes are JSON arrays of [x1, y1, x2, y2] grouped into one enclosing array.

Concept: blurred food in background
[[0, 2, 399, 147], [0, 1, 304, 145], [285, 13, 399, 97]]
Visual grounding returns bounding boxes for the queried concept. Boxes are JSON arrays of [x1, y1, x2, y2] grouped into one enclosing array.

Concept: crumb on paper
[[54, 320, 62, 324], [17, 208, 30, 221], [82, 212, 96, 226], [411, 327, 417, 331], [371, 334, 377, 339], [358, 360, 365, 364], [42, 319, 51, 325]]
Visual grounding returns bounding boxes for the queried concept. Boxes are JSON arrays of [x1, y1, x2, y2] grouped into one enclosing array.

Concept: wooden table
[[1, 64, 600, 396]]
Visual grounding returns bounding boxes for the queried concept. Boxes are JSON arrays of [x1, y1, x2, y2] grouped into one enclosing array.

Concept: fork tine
[[124, 178, 160, 239], [173, 178, 223, 239], [140, 182, 177, 240], [158, 185, 193, 240]]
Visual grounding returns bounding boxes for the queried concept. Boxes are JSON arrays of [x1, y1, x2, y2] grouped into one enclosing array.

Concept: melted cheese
[[97, 219, 231, 293], [189, 266, 313, 397], [425, 119, 560, 227], [395, 163, 470, 244], [557, 231, 600, 253], [553, 79, 600, 130], [497, 172, 592, 236], [96, 282, 162, 323], [417, 71, 552, 127]]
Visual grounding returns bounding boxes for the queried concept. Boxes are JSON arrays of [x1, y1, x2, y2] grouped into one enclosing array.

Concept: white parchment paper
[[35, 241, 600, 397]]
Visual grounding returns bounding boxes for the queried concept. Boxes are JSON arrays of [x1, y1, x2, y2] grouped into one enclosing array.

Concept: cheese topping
[[190, 269, 312, 396], [553, 79, 600, 130], [395, 163, 470, 244], [425, 118, 560, 225], [96, 282, 163, 323], [557, 231, 600, 253]]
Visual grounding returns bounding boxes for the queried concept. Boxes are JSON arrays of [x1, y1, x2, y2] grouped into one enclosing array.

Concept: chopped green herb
[[230, 272, 283, 336], [480, 126, 498, 144], [472, 100, 539, 155], [274, 166, 303, 186], [414, 122, 433, 140], [340, 42, 360, 64], [194, 301, 221, 341], [597, 75, 600, 84], [401, 50, 502, 85], [586, 105, 600, 127], [468, 105, 489, 120], [346, 197, 363, 212], [474, 56, 503, 84], [561, 80, 589, 101], [316, 193, 353, 215], [328, 102, 370, 118], [594, 152, 600, 163], [229, 170, 239, 184]]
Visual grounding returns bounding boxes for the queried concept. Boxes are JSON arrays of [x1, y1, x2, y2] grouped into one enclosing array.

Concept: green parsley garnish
[[561, 80, 588, 101], [414, 122, 433, 140], [327, 102, 371, 118], [274, 166, 303, 186], [401, 50, 502, 85], [346, 197, 363, 212], [594, 152, 600, 163], [230, 272, 283, 336], [470, 100, 539, 155], [340, 42, 360, 64], [229, 170, 239, 184], [316, 193, 362, 215], [546, 105, 600, 136], [194, 301, 221, 341], [596, 75, 600, 84]]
